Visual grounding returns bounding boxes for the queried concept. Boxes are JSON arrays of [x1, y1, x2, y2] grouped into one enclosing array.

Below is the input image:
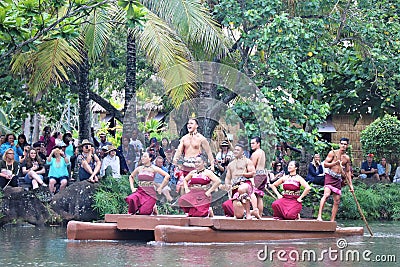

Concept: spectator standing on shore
[[0, 134, 23, 161], [130, 129, 143, 168], [17, 134, 29, 151], [118, 135, 136, 174], [39, 126, 56, 156]]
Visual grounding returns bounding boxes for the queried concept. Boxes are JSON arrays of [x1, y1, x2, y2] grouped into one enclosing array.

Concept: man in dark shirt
[[360, 153, 379, 181]]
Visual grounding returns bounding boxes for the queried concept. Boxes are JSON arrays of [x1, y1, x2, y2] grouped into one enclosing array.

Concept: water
[[1, 221, 399, 267]]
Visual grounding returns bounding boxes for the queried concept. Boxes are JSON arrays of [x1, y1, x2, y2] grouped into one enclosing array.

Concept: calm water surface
[[1, 221, 399, 267]]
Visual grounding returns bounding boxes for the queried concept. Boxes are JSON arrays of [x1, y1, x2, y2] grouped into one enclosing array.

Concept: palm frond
[[136, 11, 197, 105], [82, 4, 118, 61], [143, 0, 231, 59], [11, 39, 82, 95]]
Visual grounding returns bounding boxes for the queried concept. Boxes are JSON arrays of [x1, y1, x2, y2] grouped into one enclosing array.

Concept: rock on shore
[[0, 181, 100, 226]]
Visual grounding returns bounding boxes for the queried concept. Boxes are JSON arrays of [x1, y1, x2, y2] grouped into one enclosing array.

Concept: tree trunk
[[89, 91, 124, 122], [123, 30, 138, 137], [69, 86, 124, 123], [77, 52, 91, 141]]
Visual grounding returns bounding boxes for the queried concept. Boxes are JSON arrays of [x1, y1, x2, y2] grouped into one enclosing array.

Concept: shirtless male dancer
[[317, 137, 354, 221], [173, 118, 215, 175], [250, 137, 270, 215], [221, 144, 261, 219]]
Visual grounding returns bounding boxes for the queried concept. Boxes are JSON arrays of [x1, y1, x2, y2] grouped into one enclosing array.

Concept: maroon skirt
[[125, 186, 156, 215], [178, 188, 211, 217], [271, 195, 302, 220], [222, 199, 234, 217], [253, 173, 268, 197], [324, 173, 342, 195]]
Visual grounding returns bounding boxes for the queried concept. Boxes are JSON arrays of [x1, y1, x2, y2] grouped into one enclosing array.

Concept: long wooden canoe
[[67, 215, 364, 243]]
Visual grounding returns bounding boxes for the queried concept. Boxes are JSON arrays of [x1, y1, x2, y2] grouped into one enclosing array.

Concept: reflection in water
[[0, 221, 399, 266]]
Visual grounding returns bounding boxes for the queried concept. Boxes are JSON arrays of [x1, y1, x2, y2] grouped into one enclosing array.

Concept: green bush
[[360, 114, 400, 164], [92, 175, 132, 218], [338, 181, 400, 221]]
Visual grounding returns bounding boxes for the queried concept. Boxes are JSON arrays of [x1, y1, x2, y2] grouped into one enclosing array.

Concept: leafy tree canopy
[[360, 114, 400, 164], [211, 0, 400, 154]]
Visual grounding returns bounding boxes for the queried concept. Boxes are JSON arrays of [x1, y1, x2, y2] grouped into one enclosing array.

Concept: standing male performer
[[317, 137, 354, 221], [173, 118, 215, 175], [250, 136, 269, 215]]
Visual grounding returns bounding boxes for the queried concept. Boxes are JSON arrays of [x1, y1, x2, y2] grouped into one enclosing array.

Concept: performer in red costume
[[125, 152, 170, 215], [178, 155, 220, 217], [220, 144, 261, 219], [269, 160, 311, 220]]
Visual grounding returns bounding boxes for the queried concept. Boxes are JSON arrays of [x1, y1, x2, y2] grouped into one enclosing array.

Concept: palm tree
[[9, 0, 231, 140]]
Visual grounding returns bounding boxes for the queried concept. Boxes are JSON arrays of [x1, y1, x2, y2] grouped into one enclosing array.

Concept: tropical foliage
[[338, 181, 400, 221], [210, 0, 400, 157], [360, 114, 400, 164]]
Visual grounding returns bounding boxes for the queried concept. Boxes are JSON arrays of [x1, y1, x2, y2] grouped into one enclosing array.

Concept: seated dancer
[[178, 155, 221, 217], [269, 160, 311, 220], [125, 152, 170, 215], [173, 118, 214, 176], [220, 144, 261, 219]]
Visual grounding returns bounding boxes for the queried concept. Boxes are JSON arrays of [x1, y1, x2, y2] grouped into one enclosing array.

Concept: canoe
[[67, 215, 364, 243]]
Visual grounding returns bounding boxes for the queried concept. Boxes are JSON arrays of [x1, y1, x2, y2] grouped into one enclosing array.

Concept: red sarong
[[178, 188, 211, 217], [324, 173, 342, 195], [223, 179, 253, 217], [125, 186, 156, 215], [222, 199, 234, 217], [253, 173, 268, 197], [271, 195, 302, 220]]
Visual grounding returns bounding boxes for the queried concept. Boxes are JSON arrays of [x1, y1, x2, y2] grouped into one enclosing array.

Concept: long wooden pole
[[341, 169, 373, 236], [332, 148, 373, 236]]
